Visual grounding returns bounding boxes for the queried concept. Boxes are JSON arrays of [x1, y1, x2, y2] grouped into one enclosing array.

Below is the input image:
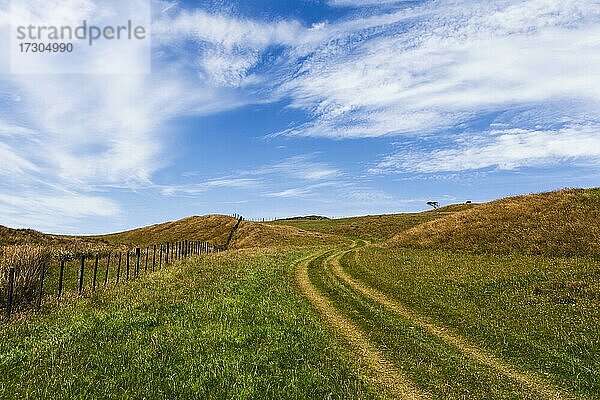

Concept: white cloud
[[0, 142, 38, 176], [0, 120, 36, 136], [243, 154, 342, 181], [328, 0, 414, 6], [160, 178, 261, 196], [372, 124, 600, 173], [0, 2, 254, 229], [254, 155, 341, 181], [0, 191, 120, 232], [1, 0, 599, 231], [277, 0, 600, 139], [266, 187, 313, 198], [264, 181, 340, 198]]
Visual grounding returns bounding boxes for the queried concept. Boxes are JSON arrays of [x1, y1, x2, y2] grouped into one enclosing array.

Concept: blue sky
[[1, 0, 599, 234]]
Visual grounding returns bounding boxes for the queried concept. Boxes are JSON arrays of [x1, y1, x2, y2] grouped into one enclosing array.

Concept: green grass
[[0, 248, 377, 399], [307, 251, 542, 399], [2, 188, 599, 399], [343, 245, 600, 398], [273, 213, 440, 242]]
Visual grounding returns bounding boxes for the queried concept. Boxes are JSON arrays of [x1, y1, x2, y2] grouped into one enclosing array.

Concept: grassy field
[[0, 248, 377, 399], [1, 188, 598, 399], [272, 213, 441, 242], [341, 245, 599, 398], [307, 249, 541, 399]]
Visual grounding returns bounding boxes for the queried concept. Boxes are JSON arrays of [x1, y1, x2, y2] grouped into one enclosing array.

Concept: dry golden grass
[[390, 188, 600, 257], [0, 245, 51, 307], [230, 221, 348, 249], [0, 225, 110, 249], [273, 213, 442, 242], [95, 215, 238, 247]]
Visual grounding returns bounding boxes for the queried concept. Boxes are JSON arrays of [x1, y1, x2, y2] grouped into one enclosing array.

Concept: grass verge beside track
[[341, 245, 598, 398], [0, 247, 376, 400]]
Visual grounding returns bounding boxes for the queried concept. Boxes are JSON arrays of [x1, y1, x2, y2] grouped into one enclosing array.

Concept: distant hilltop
[[277, 215, 331, 221]]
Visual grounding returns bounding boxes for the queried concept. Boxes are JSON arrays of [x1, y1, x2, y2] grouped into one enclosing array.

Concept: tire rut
[[295, 250, 429, 400], [330, 246, 571, 400]]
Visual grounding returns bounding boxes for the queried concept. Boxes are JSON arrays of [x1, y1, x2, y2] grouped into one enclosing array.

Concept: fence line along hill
[[93, 215, 238, 247]]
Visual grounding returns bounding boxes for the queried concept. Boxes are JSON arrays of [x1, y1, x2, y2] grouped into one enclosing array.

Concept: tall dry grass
[[390, 188, 600, 257], [0, 245, 51, 307], [0, 242, 126, 309]]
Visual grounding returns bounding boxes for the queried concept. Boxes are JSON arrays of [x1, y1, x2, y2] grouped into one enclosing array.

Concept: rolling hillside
[[95, 215, 238, 247], [390, 188, 600, 257], [272, 213, 443, 242], [230, 221, 345, 249], [0, 225, 107, 248], [94, 215, 343, 249], [2, 188, 599, 399]]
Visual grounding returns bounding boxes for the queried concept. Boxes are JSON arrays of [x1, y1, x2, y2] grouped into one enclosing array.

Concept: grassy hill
[[272, 213, 443, 242], [95, 215, 238, 247], [0, 225, 108, 248], [230, 221, 346, 249], [94, 216, 343, 249], [2, 188, 600, 398], [390, 188, 600, 257]]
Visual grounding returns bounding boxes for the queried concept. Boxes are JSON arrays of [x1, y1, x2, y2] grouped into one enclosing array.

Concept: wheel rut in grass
[[295, 250, 429, 400], [330, 245, 571, 400]]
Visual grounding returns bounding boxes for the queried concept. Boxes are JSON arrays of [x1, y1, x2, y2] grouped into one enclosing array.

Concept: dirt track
[[295, 250, 429, 400], [296, 242, 570, 400]]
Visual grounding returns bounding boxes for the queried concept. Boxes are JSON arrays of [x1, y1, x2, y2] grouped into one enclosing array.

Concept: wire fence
[[1, 239, 221, 322]]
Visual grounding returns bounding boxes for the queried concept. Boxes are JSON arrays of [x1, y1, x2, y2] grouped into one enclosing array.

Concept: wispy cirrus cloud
[[160, 178, 261, 196], [372, 124, 600, 174], [0, 1, 265, 231], [251, 155, 341, 181], [278, 0, 600, 140], [1, 0, 599, 232]]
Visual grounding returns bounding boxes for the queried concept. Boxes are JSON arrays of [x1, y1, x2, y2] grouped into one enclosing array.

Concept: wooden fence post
[[152, 245, 156, 272], [159, 244, 163, 269], [135, 248, 140, 278], [58, 260, 65, 300], [93, 254, 99, 291], [6, 267, 15, 320], [78, 255, 85, 295], [165, 242, 169, 265], [145, 247, 149, 273], [104, 253, 111, 288], [126, 251, 130, 281], [36, 262, 46, 311], [116, 252, 122, 284]]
